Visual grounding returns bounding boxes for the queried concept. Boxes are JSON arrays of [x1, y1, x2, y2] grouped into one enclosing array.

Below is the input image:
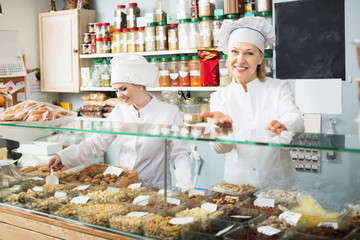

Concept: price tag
[[215, 224, 234, 236], [158, 189, 172, 196], [32, 177, 44, 181], [33, 186, 43, 192], [226, 196, 239, 199], [188, 189, 205, 197], [73, 185, 90, 191], [254, 197, 275, 208], [54, 191, 67, 198], [133, 195, 150, 205], [201, 202, 217, 212], [279, 211, 302, 226], [10, 185, 21, 191], [70, 196, 90, 205], [106, 187, 119, 192], [180, 127, 190, 137], [171, 125, 180, 133], [318, 222, 338, 229], [103, 166, 123, 177], [167, 197, 180, 205], [257, 226, 281, 236], [161, 127, 170, 135], [169, 217, 194, 225], [128, 183, 142, 189], [127, 211, 149, 217], [230, 215, 252, 219]]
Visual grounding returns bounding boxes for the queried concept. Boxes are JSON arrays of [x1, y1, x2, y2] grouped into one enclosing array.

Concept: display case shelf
[[80, 86, 221, 92], [80, 49, 199, 59]]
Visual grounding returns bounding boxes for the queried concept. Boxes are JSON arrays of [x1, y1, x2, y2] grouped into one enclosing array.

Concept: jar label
[[220, 68, 229, 76], [184, 114, 193, 121], [179, 71, 189, 78], [136, 39, 145, 44], [168, 37, 178, 43], [145, 36, 156, 42], [127, 40, 136, 44], [156, 35, 167, 41], [190, 70, 201, 76], [159, 70, 170, 76], [170, 73, 179, 80], [101, 74, 110, 79]]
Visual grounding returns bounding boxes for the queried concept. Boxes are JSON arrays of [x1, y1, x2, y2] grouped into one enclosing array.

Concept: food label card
[[54, 191, 67, 198], [257, 226, 281, 236], [73, 185, 90, 191], [133, 195, 150, 205], [128, 183, 142, 189], [279, 211, 302, 226], [70, 196, 90, 205], [167, 197, 180, 205], [169, 217, 194, 225], [188, 189, 205, 197], [106, 187, 119, 192], [254, 197, 275, 208], [103, 166, 123, 176], [127, 212, 149, 217], [201, 202, 217, 212]]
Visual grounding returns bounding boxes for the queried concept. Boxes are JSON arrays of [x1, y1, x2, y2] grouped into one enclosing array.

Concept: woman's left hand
[[265, 120, 288, 135]]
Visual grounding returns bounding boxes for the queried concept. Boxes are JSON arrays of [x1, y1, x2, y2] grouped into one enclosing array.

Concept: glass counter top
[[0, 119, 355, 153]]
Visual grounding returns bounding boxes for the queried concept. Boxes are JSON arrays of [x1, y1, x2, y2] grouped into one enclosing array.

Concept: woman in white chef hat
[[202, 17, 304, 188], [48, 54, 193, 191]]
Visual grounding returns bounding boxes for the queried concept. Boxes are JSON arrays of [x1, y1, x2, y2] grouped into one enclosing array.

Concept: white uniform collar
[[130, 94, 158, 117]]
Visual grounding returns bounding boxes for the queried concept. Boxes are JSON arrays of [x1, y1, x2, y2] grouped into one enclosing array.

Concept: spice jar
[[90, 33, 96, 44], [178, 19, 191, 50], [95, 23, 102, 38], [219, 54, 232, 87], [156, 0, 167, 22], [91, 60, 102, 87], [114, 5, 127, 30], [213, 15, 225, 48], [169, 57, 180, 87], [183, 99, 202, 124], [168, 23, 179, 51], [201, 98, 210, 122], [190, 56, 202, 86], [0, 85, 13, 113], [96, 38, 104, 54], [126, 3, 140, 28], [156, 21, 168, 51], [159, 57, 171, 87], [257, 0, 272, 13], [189, 18, 201, 49], [101, 60, 111, 87], [198, 0, 215, 17], [103, 38, 112, 53], [136, 26, 145, 52], [88, 23, 96, 33], [264, 51, 273, 77], [149, 58, 160, 71], [82, 43, 91, 54], [101, 23, 111, 38], [224, 0, 245, 15], [83, 33, 91, 44], [145, 22, 157, 52], [113, 29, 122, 53], [179, 56, 191, 86], [199, 16, 214, 48], [120, 28, 129, 53], [127, 28, 137, 53]]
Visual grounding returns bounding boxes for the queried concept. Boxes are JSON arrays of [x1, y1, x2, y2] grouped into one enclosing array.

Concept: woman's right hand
[[48, 154, 64, 172], [201, 111, 233, 128]]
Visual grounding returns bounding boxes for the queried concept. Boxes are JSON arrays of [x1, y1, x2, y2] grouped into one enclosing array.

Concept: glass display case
[[0, 119, 359, 239]]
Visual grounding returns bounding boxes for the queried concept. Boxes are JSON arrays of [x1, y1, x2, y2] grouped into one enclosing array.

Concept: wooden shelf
[[80, 49, 199, 59]]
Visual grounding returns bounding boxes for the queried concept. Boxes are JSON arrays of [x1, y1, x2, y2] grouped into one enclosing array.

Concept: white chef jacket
[[57, 96, 193, 190], [210, 78, 304, 188]]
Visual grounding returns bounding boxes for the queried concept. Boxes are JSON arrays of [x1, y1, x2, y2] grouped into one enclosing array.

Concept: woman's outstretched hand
[[47, 154, 64, 173], [202, 111, 233, 128], [265, 120, 288, 135]]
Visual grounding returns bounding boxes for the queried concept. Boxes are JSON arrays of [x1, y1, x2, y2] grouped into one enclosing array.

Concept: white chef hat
[[110, 54, 159, 88], [216, 16, 275, 53]]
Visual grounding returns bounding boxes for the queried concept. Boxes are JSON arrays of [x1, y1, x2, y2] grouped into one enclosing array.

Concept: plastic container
[[127, 28, 137, 53], [114, 4, 127, 30], [112, 29, 122, 53], [168, 23, 179, 51], [183, 99, 202, 124], [120, 28, 129, 53], [257, 0, 272, 13], [159, 57, 170, 87], [264, 51, 274, 77], [135, 26, 145, 52], [145, 22, 157, 52], [213, 15, 226, 48], [95, 38, 104, 54], [95, 23, 102, 38], [102, 38, 112, 53], [178, 19, 191, 50], [219, 54, 232, 87], [156, 0, 167, 23], [190, 56, 202, 87], [179, 56, 191, 86], [189, 18, 201, 49], [149, 57, 160, 72], [210, 181, 257, 196], [101, 60, 111, 87], [169, 57, 180, 86], [126, 3, 140, 28], [156, 21, 168, 51], [198, 0, 215, 17], [91, 60, 102, 87], [101, 23, 110, 38]]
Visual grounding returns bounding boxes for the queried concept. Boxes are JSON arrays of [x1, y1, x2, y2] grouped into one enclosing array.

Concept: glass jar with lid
[[257, 0, 272, 13], [159, 57, 171, 87], [168, 23, 179, 51], [135, 26, 145, 52], [199, 16, 214, 48], [156, 21, 168, 51], [178, 19, 191, 50], [101, 60, 111, 87], [200, 98, 210, 122], [169, 99, 182, 113], [149, 58, 160, 71], [183, 99, 202, 124], [120, 28, 129, 53], [213, 15, 226, 48], [0, 85, 13, 113], [156, 0, 167, 22], [264, 51, 273, 77], [114, 5, 127, 30], [112, 29, 122, 53], [245, 0, 256, 14], [96, 38, 104, 54], [91, 60, 102, 87], [126, 3, 140, 28], [95, 23, 102, 38], [189, 18, 201, 49], [145, 22, 157, 52], [103, 38, 112, 53], [179, 56, 191, 86], [190, 55, 202, 86], [127, 28, 137, 53], [102, 23, 111, 38], [198, 0, 215, 17], [219, 54, 232, 87], [169, 57, 180, 87]]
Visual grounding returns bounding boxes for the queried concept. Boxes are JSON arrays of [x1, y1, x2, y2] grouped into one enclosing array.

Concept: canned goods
[[82, 43, 91, 54], [88, 23, 95, 33], [84, 33, 91, 44]]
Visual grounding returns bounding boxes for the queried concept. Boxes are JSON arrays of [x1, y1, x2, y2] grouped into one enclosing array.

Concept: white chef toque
[[110, 54, 159, 88], [216, 16, 275, 53]]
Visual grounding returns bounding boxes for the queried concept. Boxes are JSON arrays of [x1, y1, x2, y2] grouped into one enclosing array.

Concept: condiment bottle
[[169, 57, 180, 86], [159, 57, 171, 87], [168, 23, 179, 51], [190, 55, 202, 87], [126, 3, 140, 28], [0, 85, 13, 114], [136, 26, 145, 52], [120, 28, 129, 53], [127, 28, 137, 53], [156, 21, 168, 51], [113, 29, 122, 53], [179, 56, 191, 86], [145, 22, 157, 52], [114, 5, 127, 30]]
